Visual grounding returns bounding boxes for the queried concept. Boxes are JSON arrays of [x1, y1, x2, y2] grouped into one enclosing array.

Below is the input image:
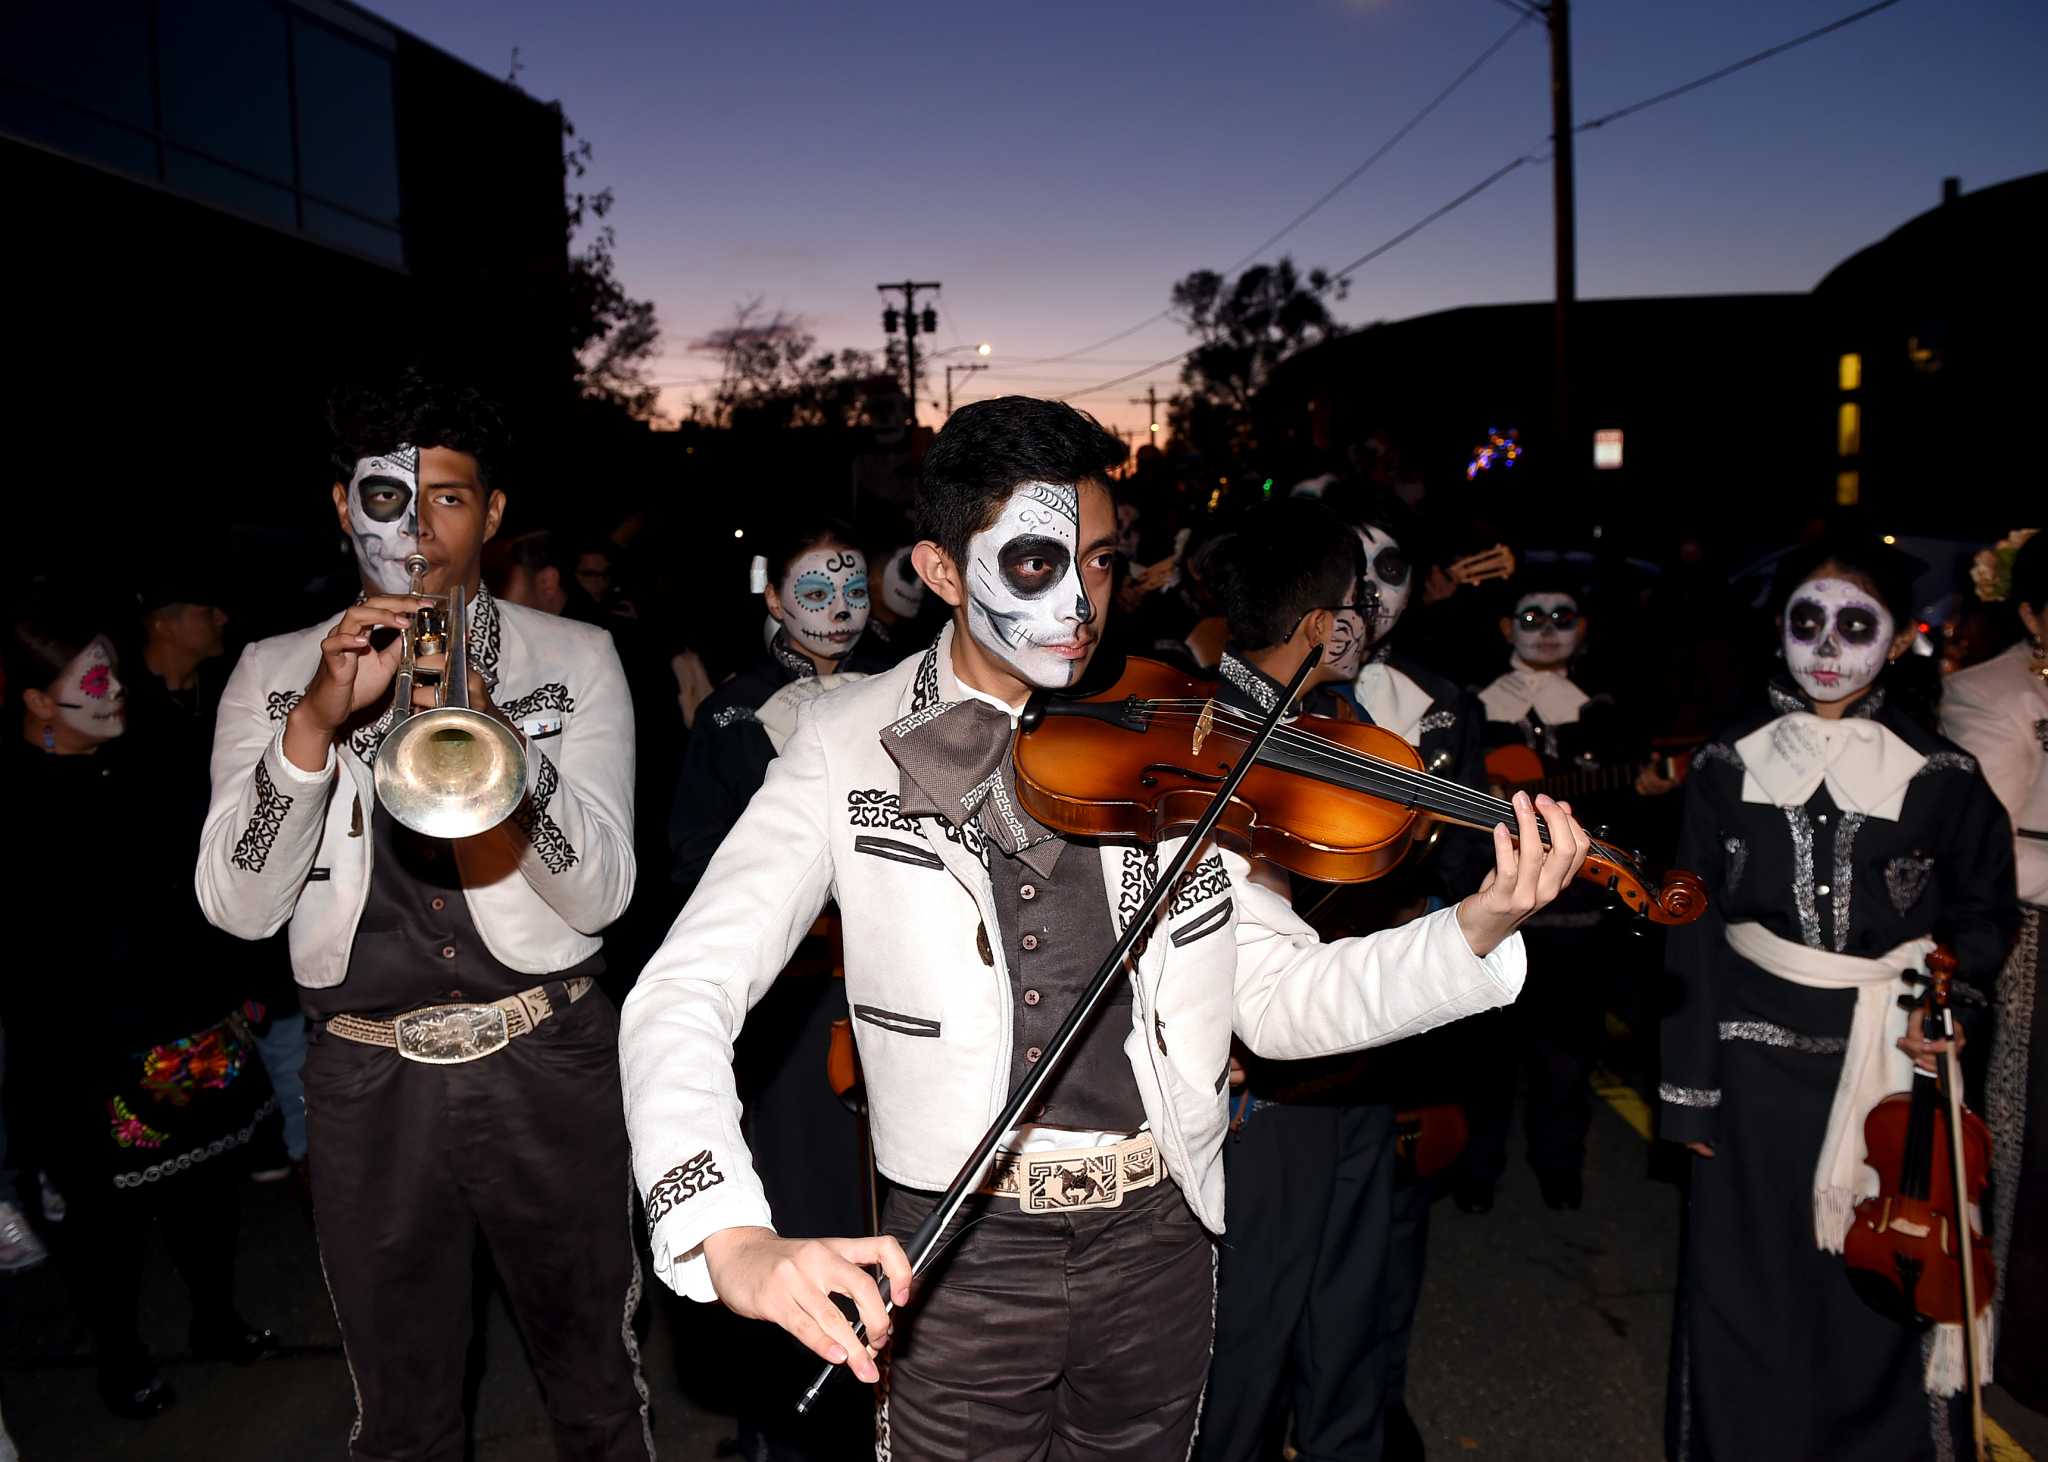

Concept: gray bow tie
[[880, 698, 1063, 875]]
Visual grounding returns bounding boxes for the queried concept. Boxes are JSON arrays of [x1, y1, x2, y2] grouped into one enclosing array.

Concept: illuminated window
[[1837, 403, 1861, 457], [1592, 429, 1623, 470], [1838, 353, 1861, 392], [1835, 470, 1860, 506]]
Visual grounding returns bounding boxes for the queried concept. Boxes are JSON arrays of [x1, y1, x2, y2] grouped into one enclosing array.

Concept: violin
[[1843, 945, 1992, 1454], [1014, 655, 1707, 925]]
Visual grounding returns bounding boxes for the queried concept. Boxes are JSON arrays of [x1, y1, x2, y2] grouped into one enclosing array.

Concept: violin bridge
[[1192, 699, 1215, 759]]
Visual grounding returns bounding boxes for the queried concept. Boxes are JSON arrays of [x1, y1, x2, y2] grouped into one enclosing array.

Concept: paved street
[[5, 1078, 2043, 1460]]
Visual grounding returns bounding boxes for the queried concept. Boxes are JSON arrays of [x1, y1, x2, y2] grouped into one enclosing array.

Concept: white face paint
[[1356, 525, 1412, 646], [1782, 575, 1894, 703], [1510, 591, 1584, 669], [50, 637, 125, 741], [963, 480, 1096, 688], [879, 545, 925, 620], [775, 546, 869, 660], [346, 445, 420, 594]]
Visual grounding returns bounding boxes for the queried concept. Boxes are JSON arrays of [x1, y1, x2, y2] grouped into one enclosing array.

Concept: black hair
[[2011, 531, 2048, 617], [1769, 532, 1918, 625], [499, 529, 572, 577], [327, 371, 511, 490], [1320, 477, 1420, 553], [1210, 498, 1362, 652], [1498, 562, 1583, 609], [917, 397, 1126, 567], [5, 599, 111, 712], [763, 515, 859, 588]]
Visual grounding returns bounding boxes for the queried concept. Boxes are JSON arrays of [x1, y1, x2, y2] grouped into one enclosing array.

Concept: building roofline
[[300, 0, 561, 118]]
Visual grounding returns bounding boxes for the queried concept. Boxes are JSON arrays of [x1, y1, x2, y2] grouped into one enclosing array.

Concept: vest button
[[431, 897, 447, 912], [1024, 989, 1041, 1006], [1025, 1046, 1042, 1063], [1020, 884, 1037, 901], [441, 945, 457, 959], [1021, 934, 1040, 952]]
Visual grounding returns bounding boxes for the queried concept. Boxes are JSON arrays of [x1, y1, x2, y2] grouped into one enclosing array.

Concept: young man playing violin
[[620, 396, 1592, 1462]]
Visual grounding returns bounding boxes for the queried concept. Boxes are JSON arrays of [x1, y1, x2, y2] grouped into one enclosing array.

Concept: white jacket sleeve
[[195, 645, 340, 940], [486, 633, 637, 932], [1226, 852, 1524, 1059], [618, 697, 837, 1301]]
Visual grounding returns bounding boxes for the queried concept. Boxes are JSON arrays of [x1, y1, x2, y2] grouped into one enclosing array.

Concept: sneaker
[[37, 1171, 65, 1225], [0, 1202, 47, 1274]]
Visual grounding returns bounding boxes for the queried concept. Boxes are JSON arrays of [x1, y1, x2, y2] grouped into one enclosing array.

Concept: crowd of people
[[0, 372, 2043, 1462]]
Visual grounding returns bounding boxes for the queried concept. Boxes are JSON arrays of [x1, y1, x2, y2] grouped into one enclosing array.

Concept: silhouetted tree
[[1168, 258, 1346, 469], [561, 113, 661, 420], [690, 300, 903, 432]]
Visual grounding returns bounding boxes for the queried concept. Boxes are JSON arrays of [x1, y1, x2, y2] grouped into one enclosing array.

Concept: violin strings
[[1133, 701, 1529, 831], [1122, 701, 1635, 868]]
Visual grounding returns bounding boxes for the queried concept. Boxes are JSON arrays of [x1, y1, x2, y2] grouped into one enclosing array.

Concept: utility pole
[[877, 280, 942, 426], [1545, 0, 1576, 489], [1128, 385, 1164, 442], [945, 362, 988, 417]]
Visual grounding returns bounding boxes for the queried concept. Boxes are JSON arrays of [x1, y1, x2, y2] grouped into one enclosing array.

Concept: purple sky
[[379, 0, 2046, 438]]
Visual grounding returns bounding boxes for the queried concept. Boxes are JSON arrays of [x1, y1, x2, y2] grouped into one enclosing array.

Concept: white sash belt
[[1723, 921, 1932, 1251]]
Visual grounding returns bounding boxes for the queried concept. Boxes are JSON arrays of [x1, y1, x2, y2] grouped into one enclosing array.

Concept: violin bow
[[1926, 949, 1987, 1460], [796, 644, 1327, 1413]]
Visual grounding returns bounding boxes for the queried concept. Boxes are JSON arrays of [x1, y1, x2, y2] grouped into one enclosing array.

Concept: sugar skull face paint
[[1356, 525, 1412, 646], [879, 545, 925, 620], [50, 637, 125, 741], [1323, 592, 1370, 680], [776, 546, 869, 660], [1509, 591, 1583, 668], [963, 480, 1100, 688], [346, 446, 420, 594], [1783, 575, 1893, 703]]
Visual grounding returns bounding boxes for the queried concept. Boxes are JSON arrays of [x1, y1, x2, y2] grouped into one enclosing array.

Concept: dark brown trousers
[[879, 1175, 1215, 1462]]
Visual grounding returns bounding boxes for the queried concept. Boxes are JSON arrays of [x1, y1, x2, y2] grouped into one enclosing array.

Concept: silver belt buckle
[[1021, 1150, 1123, 1214], [393, 1004, 509, 1064]]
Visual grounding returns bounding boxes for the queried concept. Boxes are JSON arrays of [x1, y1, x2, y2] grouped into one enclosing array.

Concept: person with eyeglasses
[[1458, 571, 1674, 1216]]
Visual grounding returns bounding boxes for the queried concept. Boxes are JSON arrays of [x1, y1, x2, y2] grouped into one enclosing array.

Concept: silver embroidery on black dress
[[1718, 1020, 1846, 1054], [1781, 807, 1823, 948], [1885, 854, 1936, 914], [1659, 1082, 1721, 1108], [1722, 835, 1748, 892], [1829, 811, 1866, 952]]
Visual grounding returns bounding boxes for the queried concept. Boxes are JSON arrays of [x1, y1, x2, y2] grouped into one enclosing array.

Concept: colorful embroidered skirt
[[93, 1010, 277, 1191]]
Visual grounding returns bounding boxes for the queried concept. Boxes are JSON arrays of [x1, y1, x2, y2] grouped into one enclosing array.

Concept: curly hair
[[326, 371, 511, 489]]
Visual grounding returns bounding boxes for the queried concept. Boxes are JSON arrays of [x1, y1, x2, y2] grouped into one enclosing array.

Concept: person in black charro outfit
[[3, 602, 277, 1420], [195, 376, 649, 1461], [1660, 534, 2017, 1462]]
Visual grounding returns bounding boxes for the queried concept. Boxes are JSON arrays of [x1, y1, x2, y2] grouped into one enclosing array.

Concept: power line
[[1012, 14, 1531, 368], [1057, 0, 1906, 405], [1569, 0, 1903, 136]]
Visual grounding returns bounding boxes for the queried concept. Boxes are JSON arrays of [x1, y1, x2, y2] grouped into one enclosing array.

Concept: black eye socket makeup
[[1370, 550, 1410, 587], [1834, 609, 1882, 645], [1786, 600, 1828, 643], [1515, 606, 1579, 631]]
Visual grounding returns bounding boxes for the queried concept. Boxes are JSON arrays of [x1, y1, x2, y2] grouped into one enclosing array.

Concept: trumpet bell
[[373, 706, 527, 839]]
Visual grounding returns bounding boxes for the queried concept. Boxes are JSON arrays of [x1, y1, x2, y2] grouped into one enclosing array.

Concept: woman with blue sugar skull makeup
[[669, 513, 882, 1461], [1659, 532, 2018, 1462]]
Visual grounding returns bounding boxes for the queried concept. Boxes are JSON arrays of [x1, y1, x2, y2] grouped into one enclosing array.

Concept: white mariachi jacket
[[194, 589, 638, 988], [1941, 639, 2048, 904], [619, 624, 1526, 1301]]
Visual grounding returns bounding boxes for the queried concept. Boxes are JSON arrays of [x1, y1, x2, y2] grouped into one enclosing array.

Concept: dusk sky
[[380, 0, 2047, 438]]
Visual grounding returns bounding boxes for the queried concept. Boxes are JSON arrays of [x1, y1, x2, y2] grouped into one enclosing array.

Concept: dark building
[[1258, 170, 2047, 554], [1814, 171, 2048, 538], [0, 0, 570, 597]]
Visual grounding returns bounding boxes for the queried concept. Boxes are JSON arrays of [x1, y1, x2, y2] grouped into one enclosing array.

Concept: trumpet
[[373, 554, 527, 838]]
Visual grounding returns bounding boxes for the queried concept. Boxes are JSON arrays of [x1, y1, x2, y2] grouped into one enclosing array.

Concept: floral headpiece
[[1970, 528, 2038, 603]]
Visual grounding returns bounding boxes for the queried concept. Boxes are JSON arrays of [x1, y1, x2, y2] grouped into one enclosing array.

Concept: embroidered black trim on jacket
[[500, 682, 575, 722], [232, 763, 295, 872], [265, 690, 303, 722], [910, 644, 940, 714], [513, 755, 580, 873], [1169, 853, 1230, 915], [645, 1150, 726, 1232]]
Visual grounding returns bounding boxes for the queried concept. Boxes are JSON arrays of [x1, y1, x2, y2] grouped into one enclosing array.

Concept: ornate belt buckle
[[1022, 1151, 1123, 1214], [393, 1004, 509, 1064]]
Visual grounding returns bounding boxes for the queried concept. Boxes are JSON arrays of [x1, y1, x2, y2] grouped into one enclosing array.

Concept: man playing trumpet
[[195, 374, 649, 1460]]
